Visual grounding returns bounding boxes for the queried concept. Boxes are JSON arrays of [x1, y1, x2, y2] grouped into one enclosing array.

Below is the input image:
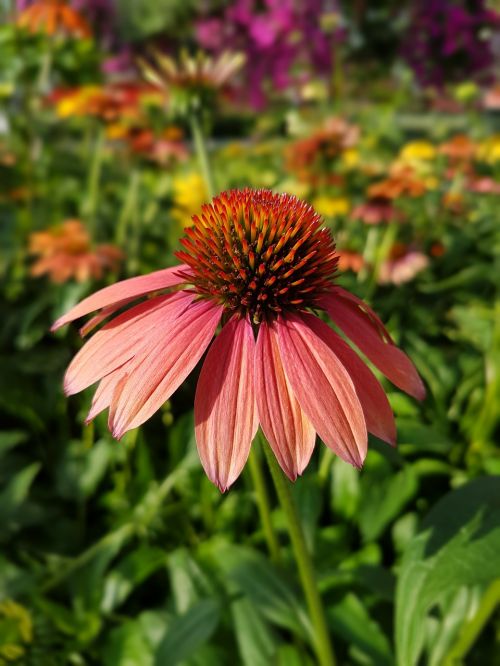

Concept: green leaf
[[0, 462, 40, 530], [231, 597, 278, 666], [0, 430, 27, 457], [168, 549, 216, 614], [331, 456, 360, 520], [329, 593, 394, 665], [101, 546, 167, 613], [103, 620, 153, 666], [210, 543, 311, 640], [395, 477, 500, 666], [154, 599, 221, 666], [358, 452, 418, 541]]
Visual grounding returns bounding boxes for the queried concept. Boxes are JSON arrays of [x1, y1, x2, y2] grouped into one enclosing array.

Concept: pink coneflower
[[351, 197, 404, 225], [378, 243, 429, 285], [53, 190, 425, 491]]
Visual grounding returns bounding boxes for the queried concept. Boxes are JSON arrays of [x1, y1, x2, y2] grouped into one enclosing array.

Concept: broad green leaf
[[168, 549, 216, 614], [0, 430, 27, 457], [102, 620, 153, 666], [331, 456, 360, 520], [231, 596, 278, 666], [329, 593, 393, 665], [101, 546, 167, 613], [210, 543, 311, 640], [0, 462, 40, 530], [154, 599, 221, 666], [395, 477, 500, 666], [358, 452, 418, 541]]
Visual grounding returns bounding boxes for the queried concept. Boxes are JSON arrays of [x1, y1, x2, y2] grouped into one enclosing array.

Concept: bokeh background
[[0, 1, 499, 664]]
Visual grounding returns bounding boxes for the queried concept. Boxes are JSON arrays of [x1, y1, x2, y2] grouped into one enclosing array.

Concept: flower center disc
[[176, 189, 338, 323]]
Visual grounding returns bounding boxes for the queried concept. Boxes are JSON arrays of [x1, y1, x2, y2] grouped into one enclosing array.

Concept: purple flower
[[402, 0, 499, 88], [195, 0, 344, 109]]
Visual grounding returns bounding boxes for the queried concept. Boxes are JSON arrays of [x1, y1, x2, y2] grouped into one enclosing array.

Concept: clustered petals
[[54, 189, 425, 491]]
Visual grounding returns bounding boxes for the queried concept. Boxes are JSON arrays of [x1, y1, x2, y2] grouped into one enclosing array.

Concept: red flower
[[54, 190, 424, 490], [17, 0, 91, 39]]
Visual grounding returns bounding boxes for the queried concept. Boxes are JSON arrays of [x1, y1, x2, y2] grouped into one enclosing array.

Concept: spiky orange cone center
[[176, 189, 338, 324]]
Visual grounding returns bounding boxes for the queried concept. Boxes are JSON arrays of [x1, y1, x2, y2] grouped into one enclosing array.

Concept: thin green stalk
[[82, 125, 105, 235], [262, 443, 337, 666], [442, 579, 500, 665], [248, 443, 281, 564], [189, 113, 216, 199]]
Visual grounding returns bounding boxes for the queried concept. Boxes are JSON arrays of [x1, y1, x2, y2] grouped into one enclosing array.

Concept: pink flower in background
[[378, 243, 429, 285], [351, 198, 405, 225], [54, 190, 425, 490]]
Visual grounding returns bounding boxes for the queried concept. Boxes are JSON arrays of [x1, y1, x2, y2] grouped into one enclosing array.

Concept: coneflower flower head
[[53, 189, 425, 491], [176, 190, 338, 324], [140, 49, 245, 116]]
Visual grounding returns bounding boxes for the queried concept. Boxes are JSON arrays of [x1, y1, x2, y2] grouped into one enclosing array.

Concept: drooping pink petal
[[277, 313, 367, 468], [255, 321, 315, 480], [195, 316, 258, 491], [64, 291, 193, 396], [301, 313, 396, 446], [79, 299, 134, 337], [321, 288, 426, 400], [109, 299, 223, 439], [51, 264, 191, 331], [85, 363, 131, 423]]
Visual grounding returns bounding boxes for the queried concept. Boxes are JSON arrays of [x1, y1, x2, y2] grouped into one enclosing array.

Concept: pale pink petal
[[277, 313, 367, 468], [85, 363, 131, 423], [301, 313, 396, 446], [255, 321, 315, 480], [64, 291, 193, 396], [109, 299, 223, 439], [195, 317, 258, 491], [79, 299, 134, 337], [321, 288, 426, 400], [51, 264, 191, 330]]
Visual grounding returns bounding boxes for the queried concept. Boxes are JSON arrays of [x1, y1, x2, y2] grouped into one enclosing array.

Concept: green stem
[[82, 125, 105, 236], [262, 442, 337, 666], [248, 442, 281, 565], [189, 113, 216, 199], [442, 579, 500, 665]]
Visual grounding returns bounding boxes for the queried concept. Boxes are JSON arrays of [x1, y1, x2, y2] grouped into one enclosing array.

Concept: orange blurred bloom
[[49, 83, 163, 123], [336, 250, 365, 273], [442, 191, 465, 214], [125, 128, 189, 165], [29, 220, 123, 283], [368, 167, 426, 200], [285, 117, 359, 184], [17, 0, 91, 39], [439, 135, 476, 162]]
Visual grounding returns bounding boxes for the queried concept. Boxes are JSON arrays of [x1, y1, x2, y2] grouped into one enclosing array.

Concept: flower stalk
[[262, 441, 337, 666], [189, 112, 216, 199]]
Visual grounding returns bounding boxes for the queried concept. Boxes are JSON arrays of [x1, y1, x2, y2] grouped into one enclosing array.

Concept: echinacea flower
[[53, 190, 425, 491], [29, 219, 122, 283], [368, 167, 426, 200], [351, 198, 404, 225], [140, 49, 245, 115], [378, 243, 429, 285], [17, 0, 91, 39]]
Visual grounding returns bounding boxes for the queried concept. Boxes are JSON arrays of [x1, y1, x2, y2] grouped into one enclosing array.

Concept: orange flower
[[49, 83, 163, 122], [17, 0, 91, 39], [336, 250, 365, 273], [368, 167, 426, 200], [285, 117, 359, 184], [442, 191, 465, 214], [29, 220, 123, 283], [439, 135, 476, 162]]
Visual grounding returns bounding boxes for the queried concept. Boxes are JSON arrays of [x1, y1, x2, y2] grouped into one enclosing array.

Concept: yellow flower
[[476, 136, 500, 164], [55, 85, 101, 118], [399, 141, 436, 162], [312, 195, 350, 217], [341, 148, 360, 169], [171, 172, 208, 227], [275, 178, 311, 199]]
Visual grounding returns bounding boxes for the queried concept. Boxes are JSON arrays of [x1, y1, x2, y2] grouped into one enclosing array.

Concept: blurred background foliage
[[0, 0, 499, 664]]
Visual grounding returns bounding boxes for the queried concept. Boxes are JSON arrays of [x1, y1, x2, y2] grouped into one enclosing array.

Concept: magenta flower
[[53, 190, 425, 490]]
